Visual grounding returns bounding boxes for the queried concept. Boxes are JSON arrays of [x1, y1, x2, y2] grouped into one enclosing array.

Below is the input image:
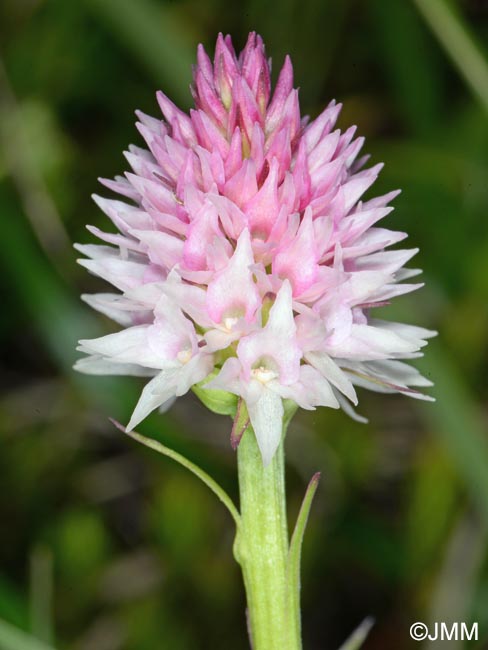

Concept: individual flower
[[75, 32, 435, 464]]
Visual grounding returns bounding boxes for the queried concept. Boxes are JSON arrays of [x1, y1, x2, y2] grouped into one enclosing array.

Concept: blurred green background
[[1, 0, 488, 648]]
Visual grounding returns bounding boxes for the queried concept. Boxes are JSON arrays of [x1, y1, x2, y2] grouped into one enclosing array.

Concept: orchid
[[75, 32, 434, 650], [75, 32, 434, 467]]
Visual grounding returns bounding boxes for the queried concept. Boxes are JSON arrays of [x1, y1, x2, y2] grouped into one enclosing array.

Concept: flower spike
[[76, 33, 434, 465]]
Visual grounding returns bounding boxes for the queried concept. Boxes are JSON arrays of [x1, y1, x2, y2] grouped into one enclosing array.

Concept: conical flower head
[[76, 32, 434, 465]]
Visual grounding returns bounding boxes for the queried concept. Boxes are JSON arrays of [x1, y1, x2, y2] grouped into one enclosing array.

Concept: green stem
[[235, 419, 300, 650]]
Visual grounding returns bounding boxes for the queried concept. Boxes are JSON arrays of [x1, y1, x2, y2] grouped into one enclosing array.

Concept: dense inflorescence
[[75, 33, 434, 463]]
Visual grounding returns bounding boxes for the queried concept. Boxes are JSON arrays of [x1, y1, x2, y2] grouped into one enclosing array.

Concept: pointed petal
[[335, 390, 369, 423], [127, 370, 179, 431], [245, 157, 280, 238], [305, 351, 358, 404], [272, 207, 318, 296], [274, 365, 339, 410], [81, 293, 144, 327], [237, 280, 301, 384], [206, 228, 261, 323], [247, 387, 284, 466], [206, 357, 244, 395], [74, 355, 156, 377]]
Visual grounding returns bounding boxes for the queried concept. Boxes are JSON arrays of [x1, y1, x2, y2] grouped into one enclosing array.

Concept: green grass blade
[[380, 291, 488, 527], [413, 0, 488, 112], [29, 548, 54, 646], [337, 618, 375, 650], [416, 342, 488, 524], [84, 0, 195, 106], [370, 0, 442, 134], [427, 511, 487, 630], [0, 619, 56, 650]]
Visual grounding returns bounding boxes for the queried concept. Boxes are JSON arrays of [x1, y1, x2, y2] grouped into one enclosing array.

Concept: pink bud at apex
[[75, 32, 434, 465]]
